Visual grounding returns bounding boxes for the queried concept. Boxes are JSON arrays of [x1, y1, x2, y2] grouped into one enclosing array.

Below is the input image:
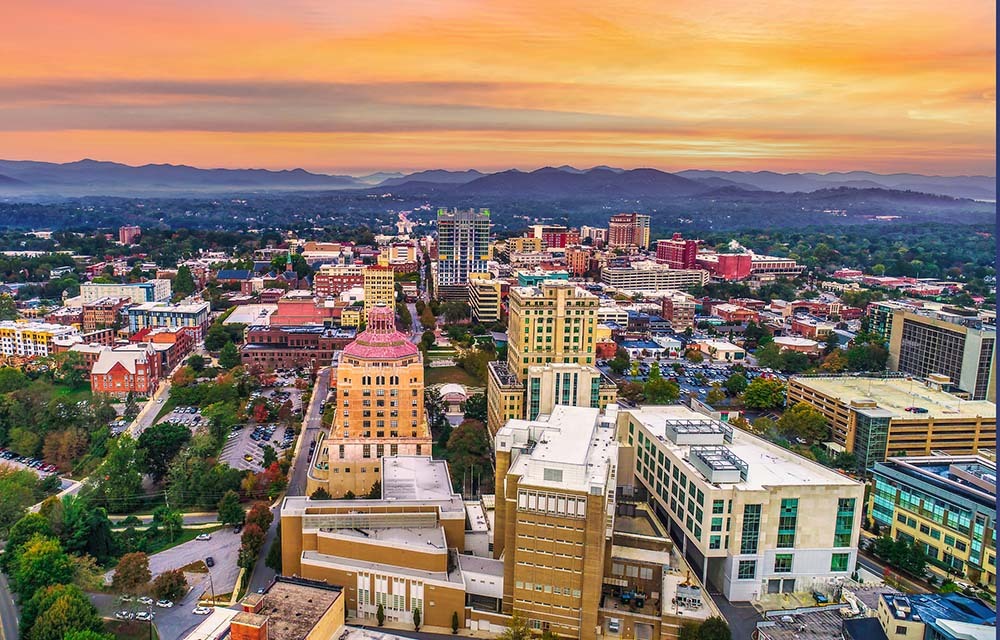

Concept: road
[[0, 572, 17, 640], [856, 552, 929, 594], [247, 367, 331, 594], [407, 302, 421, 343]]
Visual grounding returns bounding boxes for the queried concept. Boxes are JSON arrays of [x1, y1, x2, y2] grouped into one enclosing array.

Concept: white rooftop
[[326, 526, 447, 552], [223, 304, 277, 325], [380, 456, 458, 502], [626, 406, 859, 490]]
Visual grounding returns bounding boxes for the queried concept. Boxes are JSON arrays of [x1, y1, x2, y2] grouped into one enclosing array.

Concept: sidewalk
[[346, 618, 494, 639]]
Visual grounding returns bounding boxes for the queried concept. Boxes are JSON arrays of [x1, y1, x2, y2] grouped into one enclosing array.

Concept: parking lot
[[220, 422, 296, 472], [158, 405, 205, 430], [0, 447, 60, 476], [599, 358, 786, 402]]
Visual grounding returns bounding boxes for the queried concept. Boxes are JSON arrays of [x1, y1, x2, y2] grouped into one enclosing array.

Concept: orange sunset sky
[[0, 0, 995, 175]]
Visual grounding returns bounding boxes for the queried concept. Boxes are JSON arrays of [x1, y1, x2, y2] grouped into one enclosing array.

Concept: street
[[0, 572, 17, 640]]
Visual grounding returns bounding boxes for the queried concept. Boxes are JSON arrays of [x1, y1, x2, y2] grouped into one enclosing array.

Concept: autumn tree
[[112, 551, 151, 595], [11, 535, 74, 601], [152, 569, 188, 601]]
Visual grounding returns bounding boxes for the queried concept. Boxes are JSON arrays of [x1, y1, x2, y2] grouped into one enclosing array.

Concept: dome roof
[[439, 383, 468, 399], [342, 306, 419, 360]]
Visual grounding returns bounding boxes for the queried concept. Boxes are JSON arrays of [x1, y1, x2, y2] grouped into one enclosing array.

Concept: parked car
[[155, 600, 173, 608], [138, 596, 154, 605], [193, 606, 213, 615], [135, 611, 154, 621], [115, 611, 134, 620], [205, 556, 215, 567]]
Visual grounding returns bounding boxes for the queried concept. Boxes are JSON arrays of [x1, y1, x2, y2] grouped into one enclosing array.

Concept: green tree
[[204, 323, 229, 351], [61, 496, 117, 565], [11, 535, 74, 601], [697, 616, 732, 640], [63, 631, 115, 640], [777, 402, 830, 442], [644, 377, 680, 404], [419, 306, 436, 330], [218, 490, 246, 526], [608, 347, 630, 375], [412, 606, 421, 631], [377, 603, 386, 626], [723, 373, 748, 396], [265, 524, 282, 573], [91, 434, 144, 513], [846, 343, 889, 372], [685, 348, 704, 363], [741, 378, 786, 410], [310, 487, 332, 500], [219, 341, 240, 369], [754, 342, 784, 370], [173, 265, 197, 297], [0, 367, 29, 393], [152, 569, 187, 601], [445, 420, 493, 494], [0, 467, 41, 538], [112, 552, 151, 594], [452, 611, 460, 634], [367, 480, 382, 499], [462, 393, 487, 421], [3, 512, 53, 569], [30, 587, 105, 640], [705, 383, 727, 406], [499, 614, 532, 640], [618, 381, 646, 404], [137, 422, 192, 481], [152, 505, 184, 541], [187, 353, 206, 372]]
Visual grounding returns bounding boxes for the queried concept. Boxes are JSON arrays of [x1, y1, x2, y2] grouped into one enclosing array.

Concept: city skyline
[[1, 0, 994, 175]]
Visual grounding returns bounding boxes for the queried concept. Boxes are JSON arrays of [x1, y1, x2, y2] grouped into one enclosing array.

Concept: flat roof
[[181, 608, 240, 640], [301, 550, 464, 586], [325, 525, 446, 551], [627, 406, 859, 490], [757, 608, 847, 640], [253, 579, 342, 640], [791, 376, 996, 420], [381, 456, 457, 502], [224, 304, 277, 325], [283, 493, 466, 517]]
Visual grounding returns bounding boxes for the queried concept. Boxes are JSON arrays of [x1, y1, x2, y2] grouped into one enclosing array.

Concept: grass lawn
[[104, 619, 159, 640], [51, 382, 93, 403], [143, 524, 224, 556], [424, 366, 482, 388], [153, 395, 180, 422]]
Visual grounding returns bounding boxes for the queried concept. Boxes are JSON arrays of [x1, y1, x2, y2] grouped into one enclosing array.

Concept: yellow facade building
[[362, 265, 396, 319], [0, 320, 79, 363]]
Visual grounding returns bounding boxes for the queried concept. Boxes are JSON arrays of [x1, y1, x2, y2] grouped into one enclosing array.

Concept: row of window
[[514, 581, 582, 598], [736, 552, 851, 580]]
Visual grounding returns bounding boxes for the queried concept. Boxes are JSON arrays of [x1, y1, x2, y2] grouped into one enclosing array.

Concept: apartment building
[[655, 234, 699, 269], [607, 213, 651, 249], [0, 321, 79, 362], [617, 405, 865, 601], [887, 308, 996, 401], [486, 282, 616, 435], [469, 276, 503, 324], [313, 265, 364, 298], [82, 296, 130, 332], [80, 279, 171, 304], [435, 208, 491, 301], [240, 325, 356, 371], [787, 375, 996, 471], [307, 307, 431, 498], [601, 261, 709, 292], [362, 265, 396, 319], [493, 405, 618, 638], [127, 300, 211, 338], [118, 225, 141, 244], [871, 455, 995, 591]]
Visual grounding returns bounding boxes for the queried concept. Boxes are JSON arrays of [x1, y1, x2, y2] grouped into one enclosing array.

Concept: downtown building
[[126, 300, 211, 339], [434, 208, 491, 301], [307, 306, 432, 498], [0, 320, 79, 363], [486, 281, 617, 436], [600, 261, 709, 292], [607, 213, 651, 249], [655, 233, 699, 269], [80, 279, 171, 304]]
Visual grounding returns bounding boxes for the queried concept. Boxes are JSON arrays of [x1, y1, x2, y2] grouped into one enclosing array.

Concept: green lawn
[[140, 524, 224, 556], [51, 382, 93, 403], [424, 366, 482, 388], [153, 395, 180, 422], [105, 619, 159, 640]]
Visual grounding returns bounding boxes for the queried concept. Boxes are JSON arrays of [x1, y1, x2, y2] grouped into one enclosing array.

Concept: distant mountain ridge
[[0, 158, 993, 201]]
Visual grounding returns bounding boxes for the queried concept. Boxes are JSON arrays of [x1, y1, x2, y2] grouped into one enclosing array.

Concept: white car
[[196, 533, 212, 541], [155, 600, 173, 608], [137, 596, 154, 605], [135, 611, 154, 621], [193, 606, 213, 615]]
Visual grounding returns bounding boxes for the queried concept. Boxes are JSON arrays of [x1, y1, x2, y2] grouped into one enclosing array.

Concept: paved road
[[247, 367, 331, 593], [92, 576, 213, 640], [707, 588, 763, 639], [109, 512, 219, 526], [0, 572, 18, 640]]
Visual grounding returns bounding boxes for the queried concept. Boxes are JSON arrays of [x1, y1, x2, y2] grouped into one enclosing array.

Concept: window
[[709, 535, 721, 550], [834, 498, 855, 547], [741, 504, 762, 554], [895, 626, 907, 635], [830, 552, 850, 572], [773, 554, 793, 573], [737, 560, 756, 580], [712, 500, 725, 515], [777, 498, 798, 549]]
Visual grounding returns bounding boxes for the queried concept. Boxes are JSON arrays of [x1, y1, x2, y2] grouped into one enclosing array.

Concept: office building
[[493, 405, 618, 637], [362, 265, 396, 319], [82, 296, 130, 332], [868, 593, 995, 640], [601, 261, 709, 292], [240, 325, 356, 371], [307, 306, 431, 498], [469, 276, 502, 324], [579, 226, 607, 247], [486, 282, 616, 435], [0, 321, 79, 362], [871, 455, 995, 591], [887, 307, 996, 401], [528, 224, 572, 249], [607, 213, 651, 249], [81, 279, 171, 304], [787, 375, 996, 471], [127, 300, 211, 338], [313, 265, 364, 298], [435, 208, 491, 301], [617, 405, 865, 601], [656, 233, 699, 269], [118, 225, 142, 245]]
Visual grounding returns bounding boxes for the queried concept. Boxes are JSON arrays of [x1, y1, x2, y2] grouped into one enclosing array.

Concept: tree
[[608, 348, 630, 375], [0, 467, 41, 538], [187, 354, 206, 372], [261, 444, 278, 469], [137, 422, 191, 481], [846, 343, 889, 372], [152, 569, 188, 601], [820, 349, 848, 373], [64, 631, 115, 640], [420, 330, 435, 351], [462, 393, 487, 421], [685, 348, 704, 363], [0, 367, 29, 393], [92, 434, 144, 513], [679, 621, 701, 640], [377, 603, 386, 626], [0, 294, 17, 321], [310, 487, 332, 500], [754, 343, 783, 370], [246, 501, 274, 531], [644, 377, 680, 404], [265, 524, 282, 573], [412, 606, 421, 631], [445, 420, 493, 494], [367, 480, 382, 499], [705, 384, 726, 406], [219, 341, 240, 369], [697, 616, 732, 640], [741, 378, 786, 410], [61, 496, 117, 565], [723, 373, 748, 396], [112, 552, 151, 595], [174, 265, 197, 296], [499, 614, 532, 640], [618, 381, 646, 404], [419, 306, 436, 330], [238, 523, 266, 568], [22, 584, 104, 640], [452, 611, 460, 634], [218, 490, 246, 526], [11, 535, 74, 601], [3, 513, 53, 569], [777, 402, 830, 442]]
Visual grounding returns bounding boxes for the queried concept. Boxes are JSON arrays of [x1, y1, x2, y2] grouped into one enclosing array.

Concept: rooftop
[[223, 304, 277, 325], [324, 525, 446, 552], [301, 550, 464, 586], [756, 607, 849, 640], [877, 455, 995, 508], [250, 578, 342, 640], [626, 405, 859, 490], [380, 456, 458, 502], [791, 375, 996, 420], [880, 592, 996, 633]]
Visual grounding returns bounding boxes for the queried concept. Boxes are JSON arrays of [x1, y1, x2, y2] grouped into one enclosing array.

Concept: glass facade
[[777, 499, 798, 548], [853, 410, 890, 471], [835, 498, 856, 547], [741, 504, 761, 555]]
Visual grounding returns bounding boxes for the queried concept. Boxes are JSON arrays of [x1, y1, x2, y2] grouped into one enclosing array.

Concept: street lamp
[[206, 561, 217, 606]]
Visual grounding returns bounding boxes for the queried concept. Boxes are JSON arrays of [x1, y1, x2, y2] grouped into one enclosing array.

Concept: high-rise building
[[887, 307, 996, 401], [362, 265, 396, 319], [118, 225, 141, 245], [529, 224, 571, 249], [0, 321, 79, 362], [661, 294, 696, 331], [607, 213, 650, 248], [314, 265, 364, 298], [870, 455, 995, 591], [469, 276, 502, 324], [434, 208, 491, 301], [787, 375, 996, 471], [306, 306, 431, 498], [655, 233, 699, 269], [486, 281, 616, 435], [493, 405, 619, 637], [617, 405, 865, 601], [564, 247, 590, 276], [579, 226, 608, 247], [81, 279, 171, 304]]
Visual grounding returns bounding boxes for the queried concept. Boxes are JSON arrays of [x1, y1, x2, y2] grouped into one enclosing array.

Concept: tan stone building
[[363, 265, 396, 319], [307, 306, 431, 498], [487, 282, 616, 435]]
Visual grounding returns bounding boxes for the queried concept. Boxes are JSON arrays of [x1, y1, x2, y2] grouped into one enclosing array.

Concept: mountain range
[[0, 159, 994, 202]]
